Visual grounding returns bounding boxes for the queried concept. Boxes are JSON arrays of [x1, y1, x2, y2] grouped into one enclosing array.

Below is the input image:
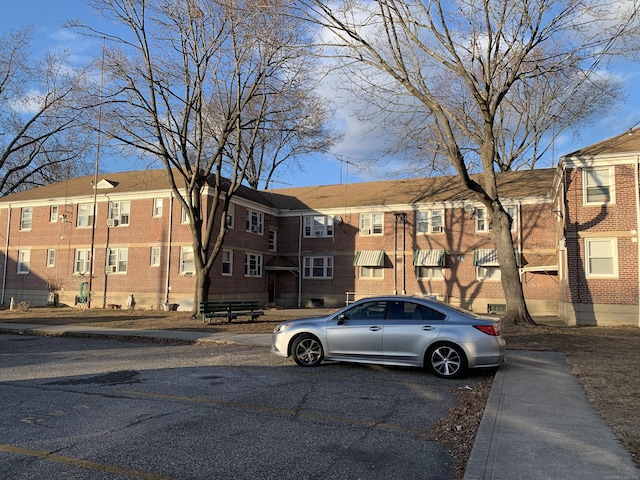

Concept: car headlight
[[274, 323, 292, 334]]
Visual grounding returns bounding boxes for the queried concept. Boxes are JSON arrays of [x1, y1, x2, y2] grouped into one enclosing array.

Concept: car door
[[325, 300, 385, 358], [382, 301, 445, 364]]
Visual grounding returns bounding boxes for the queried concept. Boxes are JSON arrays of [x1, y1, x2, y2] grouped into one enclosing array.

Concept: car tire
[[292, 334, 324, 367], [427, 343, 466, 379]]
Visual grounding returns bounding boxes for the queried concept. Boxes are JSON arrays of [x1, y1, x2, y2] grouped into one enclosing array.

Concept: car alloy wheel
[[428, 344, 465, 378], [292, 335, 324, 367]]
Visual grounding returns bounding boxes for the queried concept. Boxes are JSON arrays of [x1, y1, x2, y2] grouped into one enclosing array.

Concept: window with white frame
[[74, 249, 91, 274], [180, 246, 195, 274], [17, 250, 30, 274], [359, 213, 383, 236], [150, 246, 161, 267], [303, 256, 333, 279], [107, 248, 128, 274], [77, 204, 95, 227], [50, 205, 59, 222], [245, 253, 263, 277], [46, 249, 55, 267], [181, 207, 191, 224], [476, 265, 501, 281], [359, 266, 383, 279], [153, 198, 163, 217], [108, 201, 130, 226], [226, 203, 235, 228], [585, 238, 617, 277], [246, 209, 264, 234], [417, 210, 444, 234], [268, 229, 277, 251], [20, 207, 32, 230], [417, 267, 444, 279], [222, 249, 233, 275], [475, 206, 517, 232], [584, 167, 614, 204], [304, 215, 334, 237]]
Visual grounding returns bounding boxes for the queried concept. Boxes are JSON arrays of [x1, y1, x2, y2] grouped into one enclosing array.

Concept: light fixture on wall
[[463, 204, 475, 217]]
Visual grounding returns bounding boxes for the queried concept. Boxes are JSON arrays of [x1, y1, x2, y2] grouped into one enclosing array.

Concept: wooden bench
[[200, 301, 264, 324]]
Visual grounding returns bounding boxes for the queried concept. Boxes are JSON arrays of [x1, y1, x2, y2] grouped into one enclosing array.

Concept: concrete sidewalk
[[464, 351, 639, 480], [1, 322, 638, 479]]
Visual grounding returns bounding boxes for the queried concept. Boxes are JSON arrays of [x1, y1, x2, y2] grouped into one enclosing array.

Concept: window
[[74, 249, 91, 274], [304, 215, 334, 237], [585, 238, 617, 277], [107, 248, 128, 274], [50, 205, 59, 222], [584, 167, 613, 204], [181, 207, 191, 224], [77, 204, 95, 227], [476, 207, 489, 232], [222, 250, 233, 275], [417, 210, 444, 234], [245, 253, 263, 277], [17, 250, 30, 274], [246, 209, 264, 234], [180, 246, 195, 274], [359, 213, 383, 236], [20, 208, 32, 230], [150, 246, 161, 267], [153, 198, 163, 217], [417, 267, 444, 280], [269, 229, 277, 252], [108, 201, 130, 226], [476, 266, 501, 281], [303, 256, 333, 279], [505, 206, 518, 231], [359, 266, 383, 279], [46, 249, 55, 267], [226, 204, 235, 229]]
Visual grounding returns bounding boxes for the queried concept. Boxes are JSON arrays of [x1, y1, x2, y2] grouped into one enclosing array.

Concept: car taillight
[[474, 325, 500, 336]]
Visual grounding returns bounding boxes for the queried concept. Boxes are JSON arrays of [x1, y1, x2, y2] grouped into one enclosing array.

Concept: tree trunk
[[491, 205, 536, 327]]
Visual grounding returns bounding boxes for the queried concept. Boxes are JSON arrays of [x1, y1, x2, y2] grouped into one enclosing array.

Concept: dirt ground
[[1, 306, 639, 479]]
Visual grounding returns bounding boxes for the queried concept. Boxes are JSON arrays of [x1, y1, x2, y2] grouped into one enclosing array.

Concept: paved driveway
[[0, 335, 478, 479]]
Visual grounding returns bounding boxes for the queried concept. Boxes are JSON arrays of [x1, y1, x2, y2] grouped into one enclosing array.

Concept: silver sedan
[[271, 296, 506, 378]]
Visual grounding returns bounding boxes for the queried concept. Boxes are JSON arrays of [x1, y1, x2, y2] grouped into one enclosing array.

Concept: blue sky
[[3, 1, 640, 188]]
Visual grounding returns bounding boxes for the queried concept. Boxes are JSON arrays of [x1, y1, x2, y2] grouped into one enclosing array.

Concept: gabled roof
[[265, 168, 555, 211], [563, 128, 640, 158]]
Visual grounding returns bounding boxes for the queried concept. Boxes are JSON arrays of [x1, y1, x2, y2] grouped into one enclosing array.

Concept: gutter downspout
[[635, 157, 640, 327], [164, 192, 174, 305], [393, 215, 398, 295], [2, 205, 11, 305], [298, 213, 302, 308]]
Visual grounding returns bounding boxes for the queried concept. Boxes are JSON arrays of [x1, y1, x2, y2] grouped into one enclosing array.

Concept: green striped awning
[[474, 249, 500, 267], [353, 250, 385, 267], [474, 248, 521, 267], [413, 249, 445, 267]]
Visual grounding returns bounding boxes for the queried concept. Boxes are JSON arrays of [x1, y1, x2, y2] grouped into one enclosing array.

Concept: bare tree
[[298, 0, 639, 325], [73, 0, 331, 310], [0, 28, 93, 195]]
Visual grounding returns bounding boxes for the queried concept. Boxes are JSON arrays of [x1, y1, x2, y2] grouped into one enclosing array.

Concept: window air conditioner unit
[[107, 219, 118, 227], [314, 230, 322, 237], [432, 226, 443, 233], [107, 265, 117, 274], [249, 269, 257, 276]]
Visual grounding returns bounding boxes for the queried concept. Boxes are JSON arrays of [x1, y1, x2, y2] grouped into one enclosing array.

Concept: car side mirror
[[337, 314, 347, 325]]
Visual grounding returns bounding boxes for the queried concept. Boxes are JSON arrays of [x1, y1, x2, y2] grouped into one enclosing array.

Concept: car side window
[[400, 302, 446, 321], [344, 301, 386, 320]]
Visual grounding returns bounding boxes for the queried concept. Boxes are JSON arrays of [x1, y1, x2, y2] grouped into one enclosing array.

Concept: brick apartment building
[[0, 128, 638, 326]]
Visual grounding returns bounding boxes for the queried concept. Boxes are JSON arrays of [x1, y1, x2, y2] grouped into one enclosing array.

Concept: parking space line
[[0, 444, 175, 480]]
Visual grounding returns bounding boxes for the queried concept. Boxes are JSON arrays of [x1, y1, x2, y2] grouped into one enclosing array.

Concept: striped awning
[[354, 250, 385, 267], [521, 254, 558, 272], [474, 249, 500, 267], [413, 249, 445, 267], [474, 248, 521, 267]]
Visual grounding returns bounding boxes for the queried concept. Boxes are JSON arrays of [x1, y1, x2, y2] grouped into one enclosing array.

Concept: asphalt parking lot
[[0, 334, 485, 480]]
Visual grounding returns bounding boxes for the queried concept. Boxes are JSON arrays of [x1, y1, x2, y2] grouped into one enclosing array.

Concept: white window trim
[[180, 246, 195, 274], [77, 204, 95, 228], [303, 256, 334, 279], [20, 207, 33, 230], [50, 205, 59, 223], [359, 213, 384, 236], [150, 246, 161, 267], [246, 209, 264, 235], [46, 249, 56, 267], [476, 266, 501, 281], [17, 250, 30, 274], [359, 266, 384, 279], [268, 229, 277, 252], [74, 249, 92, 274], [585, 237, 618, 278], [583, 166, 615, 205], [417, 210, 444, 234], [417, 267, 444, 280], [222, 249, 233, 276], [153, 198, 163, 217], [475, 206, 517, 232], [226, 203, 235, 229], [107, 247, 129, 274], [304, 215, 334, 238], [245, 253, 263, 277], [108, 201, 130, 226]]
